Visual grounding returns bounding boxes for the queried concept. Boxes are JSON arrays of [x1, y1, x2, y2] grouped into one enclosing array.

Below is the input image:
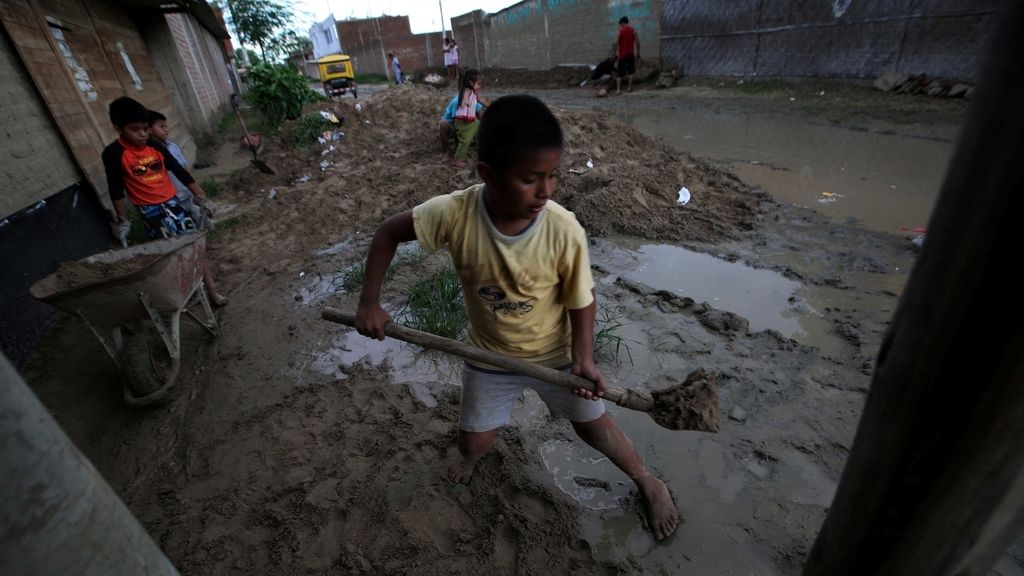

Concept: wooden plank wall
[[0, 0, 193, 213]]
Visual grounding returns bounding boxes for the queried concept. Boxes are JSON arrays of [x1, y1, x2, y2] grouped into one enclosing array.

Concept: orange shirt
[[103, 137, 193, 206]]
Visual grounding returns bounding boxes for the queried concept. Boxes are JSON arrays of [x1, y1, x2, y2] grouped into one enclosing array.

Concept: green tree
[[226, 0, 291, 61], [233, 47, 261, 66], [269, 29, 313, 61]]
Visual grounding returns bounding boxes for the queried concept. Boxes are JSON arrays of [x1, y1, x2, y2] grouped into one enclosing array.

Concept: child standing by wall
[[148, 110, 210, 231], [355, 95, 679, 541], [451, 69, 486, 169], [388, 52, 405, 85]]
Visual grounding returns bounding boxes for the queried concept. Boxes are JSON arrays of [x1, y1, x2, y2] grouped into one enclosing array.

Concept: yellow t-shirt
[[413, 184, 595, 368]]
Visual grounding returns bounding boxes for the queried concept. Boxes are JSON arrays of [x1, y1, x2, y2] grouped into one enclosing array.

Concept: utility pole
[[803, 2, 1024, 575], [0, 353, 179, 575], [439, 0, 446, 40]]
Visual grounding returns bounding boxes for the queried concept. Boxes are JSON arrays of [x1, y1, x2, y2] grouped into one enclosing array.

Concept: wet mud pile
[[649, 368, 720, 432], [139, 362, 627, 576], [212, 84, 767, 281], [49, 253, 163, 293]]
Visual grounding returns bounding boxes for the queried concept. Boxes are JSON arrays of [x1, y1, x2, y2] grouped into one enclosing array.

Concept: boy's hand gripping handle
[[321, 306, 654, 412]]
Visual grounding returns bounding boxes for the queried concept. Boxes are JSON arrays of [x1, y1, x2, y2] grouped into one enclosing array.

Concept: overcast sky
[[294, 0, 521, 35]]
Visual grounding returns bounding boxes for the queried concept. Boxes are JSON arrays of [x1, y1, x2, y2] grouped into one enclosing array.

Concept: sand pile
[[141, 362, 624, 575]]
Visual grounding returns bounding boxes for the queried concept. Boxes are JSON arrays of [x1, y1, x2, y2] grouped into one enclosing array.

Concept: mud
[[51, 253, 163, 292], [22, 80, 1021, 575], [649, 368, 720, 432]]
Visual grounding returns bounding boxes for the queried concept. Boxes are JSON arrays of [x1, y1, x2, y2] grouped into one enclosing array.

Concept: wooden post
[[0, 353, 179, 575], [804, 3, 1024, 575]]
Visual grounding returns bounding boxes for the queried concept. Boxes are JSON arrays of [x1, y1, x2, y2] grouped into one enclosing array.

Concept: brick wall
[[338, 16, 407, 78], [0, 29, 80, 217], [165, 12, 232, 141], [661, 0, 999, 81]]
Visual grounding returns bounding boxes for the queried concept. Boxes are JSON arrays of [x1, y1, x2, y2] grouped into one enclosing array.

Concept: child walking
[[451, 69, 485, 169], [355, 95, 679, 541]]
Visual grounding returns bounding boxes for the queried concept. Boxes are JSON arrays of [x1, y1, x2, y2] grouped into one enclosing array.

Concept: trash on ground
[[355, 103, 362, 112], [586, 159, 594, 169], [911, 234, 926, 250], [319, 111, 340, 124], [267, 188, 277, 199], [320, 160, 332, 171], [677, 187, 691, 205], [818, 191, 844, 204], [296, 174, 311, 184], [423, 73, 445, 85]]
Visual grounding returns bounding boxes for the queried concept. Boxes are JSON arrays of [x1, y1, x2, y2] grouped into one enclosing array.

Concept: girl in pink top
[[452, 69, 486, 168]]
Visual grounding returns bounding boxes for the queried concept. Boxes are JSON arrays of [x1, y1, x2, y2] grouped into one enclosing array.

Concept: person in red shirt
[[614, 16, 640, 94], [102, 96, 227, 305]]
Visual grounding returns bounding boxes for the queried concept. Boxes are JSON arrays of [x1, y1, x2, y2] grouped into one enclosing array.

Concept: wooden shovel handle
[[321, 307, 645, 408]]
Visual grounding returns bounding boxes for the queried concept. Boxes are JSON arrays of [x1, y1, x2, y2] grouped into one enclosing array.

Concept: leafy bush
[[247, 64, 322, 128], [290, 113, 331, 146]]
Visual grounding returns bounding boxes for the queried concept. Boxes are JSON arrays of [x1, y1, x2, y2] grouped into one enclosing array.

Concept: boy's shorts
[[137, 198, 196, 239], [459, 364, 606, 432], [176, 193, 210, 231]]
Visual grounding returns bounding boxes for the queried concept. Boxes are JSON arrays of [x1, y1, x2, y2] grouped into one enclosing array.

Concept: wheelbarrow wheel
[[121, 330, 179, 406]]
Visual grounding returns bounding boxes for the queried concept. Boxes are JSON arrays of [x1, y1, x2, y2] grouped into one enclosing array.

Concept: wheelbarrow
[[30, 233, 219, 406]]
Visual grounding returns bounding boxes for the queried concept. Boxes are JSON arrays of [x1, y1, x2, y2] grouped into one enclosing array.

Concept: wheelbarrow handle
[[321, 307, 637, 406]]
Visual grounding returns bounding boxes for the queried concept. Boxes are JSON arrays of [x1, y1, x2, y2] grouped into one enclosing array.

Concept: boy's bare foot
[[636, 476, 680, 541], [451, 160, 467, 169], [446, 450, 479, 484], [210, 293, 229, 307]]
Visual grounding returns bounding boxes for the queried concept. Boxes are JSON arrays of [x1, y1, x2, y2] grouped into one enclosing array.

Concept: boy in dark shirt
[[102, 96, 227, 306]]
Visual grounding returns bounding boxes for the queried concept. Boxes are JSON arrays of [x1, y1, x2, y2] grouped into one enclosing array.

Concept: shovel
[[321, 307, 720, 432], [232, 100, 275, 175]]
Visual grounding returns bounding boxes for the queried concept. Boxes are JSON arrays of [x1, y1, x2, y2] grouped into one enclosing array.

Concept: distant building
[[289, 49, 320, 80]]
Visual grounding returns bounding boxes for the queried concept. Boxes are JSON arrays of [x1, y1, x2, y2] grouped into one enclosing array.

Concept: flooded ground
[[22, 80, 1024, 575], [535, 83, 960, 235]]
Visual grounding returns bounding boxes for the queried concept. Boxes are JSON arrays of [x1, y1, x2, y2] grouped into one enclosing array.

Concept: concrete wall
[[451, 10, 487, 70], [470, 0, 660, 69], [0, 28, 80, 217], [661, 0, 1000, 81]]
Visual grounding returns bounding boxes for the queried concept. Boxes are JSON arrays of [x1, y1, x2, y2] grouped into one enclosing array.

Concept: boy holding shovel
[[355, 95, 679, 541]]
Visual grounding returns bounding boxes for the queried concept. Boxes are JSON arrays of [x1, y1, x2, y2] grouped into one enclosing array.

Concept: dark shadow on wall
[[0, 182, 111, 368]]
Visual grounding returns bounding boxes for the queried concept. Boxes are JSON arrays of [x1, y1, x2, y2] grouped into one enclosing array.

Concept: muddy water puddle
[[301, 232, 858, 570], [617, 105, 954, 235], [593, 238, 848, 357]]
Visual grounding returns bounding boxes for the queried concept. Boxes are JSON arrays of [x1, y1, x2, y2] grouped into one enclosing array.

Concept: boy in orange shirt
[[102, 96, 227, 305]]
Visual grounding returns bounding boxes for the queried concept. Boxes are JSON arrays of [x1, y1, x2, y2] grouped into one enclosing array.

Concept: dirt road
[[23, 80, 1022, 574]]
